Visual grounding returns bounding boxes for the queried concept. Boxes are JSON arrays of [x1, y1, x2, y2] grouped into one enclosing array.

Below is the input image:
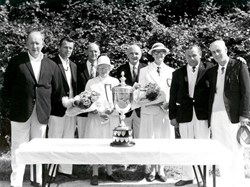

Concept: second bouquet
[[63, 90, 100, 116]]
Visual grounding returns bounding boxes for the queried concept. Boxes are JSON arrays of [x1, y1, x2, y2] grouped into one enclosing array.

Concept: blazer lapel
[[70, 60, 77, 84], [148, 63, 160, 84], [225, 59, 233, 82], [24, 53, 37, 84], [196, 62, 206, 85], [181, 66, 189, 93], [125, 63, 133, 83]]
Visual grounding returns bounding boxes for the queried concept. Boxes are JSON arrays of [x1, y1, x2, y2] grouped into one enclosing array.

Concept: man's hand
[[239, 116, 249, 126], [170, 118, 179, 127]]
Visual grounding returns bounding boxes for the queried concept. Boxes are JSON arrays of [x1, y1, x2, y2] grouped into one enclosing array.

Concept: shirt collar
[[28, 52, 43, 62], [152, 62, 162, 69], [59, 55, 69, 66], [129, 62, 139, 69], [187, 62, 200, 71]]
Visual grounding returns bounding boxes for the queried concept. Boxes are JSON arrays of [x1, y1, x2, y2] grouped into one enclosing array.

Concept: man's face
[[59, 40, 74, 59], [185, 47, 201, 67], [26, 32, 44, 58], [210, 42, 228, 65], [127, 46, 142, 66], [88, 44, 100, 63]]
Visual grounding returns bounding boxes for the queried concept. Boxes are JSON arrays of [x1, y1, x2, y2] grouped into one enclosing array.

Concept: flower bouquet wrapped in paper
[[131, 83, 167, 110], [63, 90, 100, 116]]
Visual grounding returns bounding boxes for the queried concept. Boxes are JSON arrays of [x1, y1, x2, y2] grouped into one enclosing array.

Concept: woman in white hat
[[84, 56, 122, 185], [139, 43, 175, 182]]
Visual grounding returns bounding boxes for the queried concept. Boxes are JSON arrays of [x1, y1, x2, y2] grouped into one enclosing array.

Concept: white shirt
[[59, 55, 73, 98], [212, 62, 229, 112], [87, 60, 97, 77], [187, 64, 199, 98], [129, 62, 139, 79], [28, 52, 43, 82]]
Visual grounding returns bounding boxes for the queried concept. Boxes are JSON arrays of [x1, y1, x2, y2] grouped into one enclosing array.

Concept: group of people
[[2, 29, 249, 187]]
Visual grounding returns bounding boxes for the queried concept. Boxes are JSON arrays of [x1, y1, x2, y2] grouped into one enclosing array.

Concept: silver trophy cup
[[111, 72, 135, 147]]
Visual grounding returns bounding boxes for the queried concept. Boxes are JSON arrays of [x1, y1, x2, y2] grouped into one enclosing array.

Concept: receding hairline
[[209, 40, 227, 50], [88, 42, 100, 51], [26, 31, 45, 42], [126, 44, 141, 54]]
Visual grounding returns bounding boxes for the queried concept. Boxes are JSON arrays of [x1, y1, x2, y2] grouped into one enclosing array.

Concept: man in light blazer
[[116, 44, 146, 138], [48, 36, 77, 178], [76, 42, 100, 138], [169, 45, 213, 186], [2, 30, 60, 187], [206, 40, 250, 187]]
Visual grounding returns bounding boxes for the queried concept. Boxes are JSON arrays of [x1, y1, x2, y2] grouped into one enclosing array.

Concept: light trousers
[[48, 115, 76, 175], [179, 110, 210, 181], [124, 110, 141, 138], [10, 106, 47, 187], [211, 111, 246, 187]]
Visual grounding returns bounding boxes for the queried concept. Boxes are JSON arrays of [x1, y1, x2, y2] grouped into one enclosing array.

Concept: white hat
[[148, 42, 170, 55], [97, 56, 114, 69], [236, 125, 250, 148]]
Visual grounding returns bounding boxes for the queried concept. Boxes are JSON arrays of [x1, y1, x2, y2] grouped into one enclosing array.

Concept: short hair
[[88, 42, 100, 50], [59, 36, 75, 46], [209, 40, 227, 51], [26, 30, 45, 42], [185, 44, 202, 56], [126, 44, 142, 54]]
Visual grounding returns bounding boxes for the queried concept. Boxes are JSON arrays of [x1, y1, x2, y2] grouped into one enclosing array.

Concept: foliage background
[[1, 0, 250, 146]]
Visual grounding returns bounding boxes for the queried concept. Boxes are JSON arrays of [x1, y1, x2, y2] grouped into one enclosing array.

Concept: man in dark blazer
[[48, 36, 77, 178], [116, 44, 146, 139], [206, 40, 250, 187], [169, 45, 212, 186], [76, 42, 100, 138], [2, 30, 60, 187]]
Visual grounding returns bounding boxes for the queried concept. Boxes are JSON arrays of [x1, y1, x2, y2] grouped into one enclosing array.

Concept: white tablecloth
[[16, 139, 231, 165]]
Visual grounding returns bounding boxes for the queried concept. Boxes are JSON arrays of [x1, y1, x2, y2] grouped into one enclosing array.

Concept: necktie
[[192, 66, 196, 73], [157, 66, 160, 76], [221, 66, 225, 74], [90, 63, 95, 78], [132, 65, 137, 82]]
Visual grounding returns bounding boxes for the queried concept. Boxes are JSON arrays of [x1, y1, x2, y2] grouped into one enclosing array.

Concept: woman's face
[[151, 49, 167, 65], [97, 64, 111, 78]]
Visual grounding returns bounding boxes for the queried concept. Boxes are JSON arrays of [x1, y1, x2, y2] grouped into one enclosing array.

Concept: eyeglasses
[[152, 50, 167, 55], [97, 67, 110, 71]]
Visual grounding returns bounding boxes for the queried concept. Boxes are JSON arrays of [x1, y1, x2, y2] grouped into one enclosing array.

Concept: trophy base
[[111, 127, 135, 147], [110, 141, 135, 147]]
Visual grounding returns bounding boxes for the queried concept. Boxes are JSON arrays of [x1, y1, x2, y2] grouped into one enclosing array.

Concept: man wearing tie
[[2, 30, 60, 187], [116, 44, 146, 138], [48, 36, 77, 178], [169, 45, 212, 186], [206, 40, 250, 187], [77, 42, 100, 138]]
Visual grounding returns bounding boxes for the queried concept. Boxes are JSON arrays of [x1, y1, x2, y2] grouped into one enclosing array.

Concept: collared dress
[[84, 76, 120, 138]]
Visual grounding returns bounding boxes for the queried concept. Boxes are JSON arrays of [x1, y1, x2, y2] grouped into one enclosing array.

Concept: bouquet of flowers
[[132, 82, 167, 110], [73, 91, 100, 109], [62, 90, 100, 116]]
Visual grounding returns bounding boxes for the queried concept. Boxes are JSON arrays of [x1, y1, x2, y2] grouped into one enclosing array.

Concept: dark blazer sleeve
[[239, 61, 250, 118], [169, 70, 179, 120]]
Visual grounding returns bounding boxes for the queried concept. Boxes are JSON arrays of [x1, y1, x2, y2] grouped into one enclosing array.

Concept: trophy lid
[[112, 71, 133, 93]]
